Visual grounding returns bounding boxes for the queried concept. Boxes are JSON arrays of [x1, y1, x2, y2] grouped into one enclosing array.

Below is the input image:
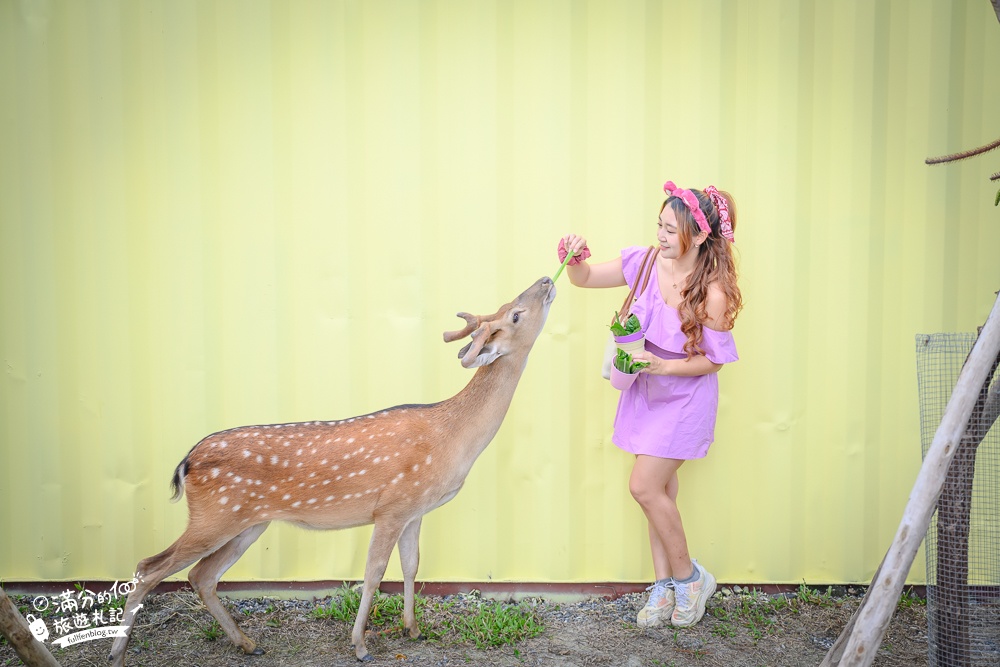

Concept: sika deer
[[108, 276, 556, 664]]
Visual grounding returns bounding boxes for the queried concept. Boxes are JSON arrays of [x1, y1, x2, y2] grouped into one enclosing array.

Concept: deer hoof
[[251, 647, 265, 656], [357, 654, 374, 662]]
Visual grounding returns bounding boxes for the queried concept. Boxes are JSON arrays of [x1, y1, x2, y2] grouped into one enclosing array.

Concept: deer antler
[[443, 312, 481, 342], [442, 308, 505, 343]]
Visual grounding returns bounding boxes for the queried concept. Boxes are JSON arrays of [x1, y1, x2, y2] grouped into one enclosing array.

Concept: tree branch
[[926, 137, 1000, 166]]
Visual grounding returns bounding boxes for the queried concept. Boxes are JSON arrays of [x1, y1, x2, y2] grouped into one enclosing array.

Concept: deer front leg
[[397, 517, 424, 640], [351, 519, 407, 661]]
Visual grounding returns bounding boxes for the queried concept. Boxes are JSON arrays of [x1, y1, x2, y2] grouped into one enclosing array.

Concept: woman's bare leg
[[629, 455, 693, 581]]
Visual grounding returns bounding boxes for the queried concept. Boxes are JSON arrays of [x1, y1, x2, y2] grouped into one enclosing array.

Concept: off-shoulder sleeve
[[620, 246, 651, 289], [700, 327, 739, 364]]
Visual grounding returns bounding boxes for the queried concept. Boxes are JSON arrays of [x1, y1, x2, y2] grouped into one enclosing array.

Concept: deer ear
[[457, 323, 504, 368]]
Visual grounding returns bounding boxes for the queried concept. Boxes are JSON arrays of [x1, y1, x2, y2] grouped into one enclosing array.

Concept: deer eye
[[512, 312, 520, 324]]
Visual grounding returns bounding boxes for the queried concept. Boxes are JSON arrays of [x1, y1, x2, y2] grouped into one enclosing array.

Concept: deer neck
[[443, 353, 529, 459]]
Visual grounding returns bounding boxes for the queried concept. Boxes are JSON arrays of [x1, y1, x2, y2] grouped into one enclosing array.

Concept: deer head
[[443, 277, 555, 368]]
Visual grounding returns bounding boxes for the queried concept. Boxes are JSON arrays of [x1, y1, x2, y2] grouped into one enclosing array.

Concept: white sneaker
[[637, 579, 675, 627], [671, 560, 716, 628]]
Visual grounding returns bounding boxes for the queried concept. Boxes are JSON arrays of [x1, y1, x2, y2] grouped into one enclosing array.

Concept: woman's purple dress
[[612, 246, 739, 460]]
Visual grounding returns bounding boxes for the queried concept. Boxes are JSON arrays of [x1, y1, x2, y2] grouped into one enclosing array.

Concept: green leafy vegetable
[[613, 348, 650, 374], [610, 313, 642, 337]]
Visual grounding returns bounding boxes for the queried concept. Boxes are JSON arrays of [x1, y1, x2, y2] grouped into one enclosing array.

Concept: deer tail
[[169, 458, 189, 503]]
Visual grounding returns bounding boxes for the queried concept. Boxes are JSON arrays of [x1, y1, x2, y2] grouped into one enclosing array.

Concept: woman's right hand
[[558, 234, 591, 265]]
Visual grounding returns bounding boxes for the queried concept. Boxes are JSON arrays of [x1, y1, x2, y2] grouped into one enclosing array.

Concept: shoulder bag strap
[[610, 246, 658, 326]]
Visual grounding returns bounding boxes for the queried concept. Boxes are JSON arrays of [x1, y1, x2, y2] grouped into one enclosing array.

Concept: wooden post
[[0, 588, 61, 667], [822, 292, 1000, 667]]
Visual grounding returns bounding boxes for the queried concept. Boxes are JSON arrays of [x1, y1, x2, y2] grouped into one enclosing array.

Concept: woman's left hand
[[631, 351, 663, 375]]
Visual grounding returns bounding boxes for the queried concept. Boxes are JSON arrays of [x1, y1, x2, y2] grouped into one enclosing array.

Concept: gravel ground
[[1, 586, 929, 667]]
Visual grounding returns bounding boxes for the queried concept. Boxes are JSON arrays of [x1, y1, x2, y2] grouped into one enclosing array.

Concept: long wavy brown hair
[[662, 188, 743, 358]]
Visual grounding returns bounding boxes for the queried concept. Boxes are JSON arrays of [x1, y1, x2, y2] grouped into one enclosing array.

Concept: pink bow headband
[[663, 181, 735, 243]]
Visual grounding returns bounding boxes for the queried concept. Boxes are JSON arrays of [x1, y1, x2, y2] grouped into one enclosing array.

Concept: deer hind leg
[[351, 518, 408, 662], [188, 522, 271, 656], [109, 528, 231, 667], [397, 517, 424, 640]]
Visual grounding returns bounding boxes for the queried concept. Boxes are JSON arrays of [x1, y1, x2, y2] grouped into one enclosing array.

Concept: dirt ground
[[2, 586, 928, 667]]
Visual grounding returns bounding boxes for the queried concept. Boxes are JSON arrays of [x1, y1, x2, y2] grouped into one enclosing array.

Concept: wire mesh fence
[[916, 333, 1000, 667]]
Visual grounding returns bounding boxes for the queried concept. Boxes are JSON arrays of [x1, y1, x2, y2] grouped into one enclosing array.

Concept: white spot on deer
[[256, 455, 263, 463], [226, 472, 233, 477], [346, 438, 355, 444], [250, 492, 257, 498], [343, 494, 351, 500], [322, 480, 330, 485], [271, 455, 279, 464], [348, 472, 356, 478], [298, 482, 305, 488], [308, 472, 316, 478], [426, 455, 433, 465], [353, 493, 362, 498], [412, 464, 419, 472], [291, 501, 302, 508], [211, 468, 220, 479], [331, 465, 340, 471], [219, 496, 229, 505], [234, 476, 242, 483], [326, 495, 335, 501], [270, 485, 278, 492], [282, 493, 292, 501], [254, 505, 262, 511], [320, 459, 328, 465], [297, 448, 303, 456], [220, 441, 228, 448], [359, 469, 367, 476], [283, 461, 289, 467], [220, 485, 227, 492], [307, 498, 317, 504], [232, 504, 241, 512], [414, 481, 421, 486], [296, 462, 303, 468]]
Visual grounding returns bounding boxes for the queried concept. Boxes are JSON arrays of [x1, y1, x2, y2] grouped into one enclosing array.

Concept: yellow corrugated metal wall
[[2, 0, 999, 587]]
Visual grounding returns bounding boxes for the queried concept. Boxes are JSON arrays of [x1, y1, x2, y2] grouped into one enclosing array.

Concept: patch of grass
[[310, 583, 416, 628], [439, 597, 545, 649], [198, 619, 224, 642], [795, 582, 836, 608], [898, 588, 925, 609]]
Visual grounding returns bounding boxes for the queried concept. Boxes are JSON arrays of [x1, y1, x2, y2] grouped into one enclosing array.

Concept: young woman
[[559, 181, 742, 628]]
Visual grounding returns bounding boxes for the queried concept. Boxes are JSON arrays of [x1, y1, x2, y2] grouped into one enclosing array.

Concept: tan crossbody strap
[[610, 246, 658, 326]]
